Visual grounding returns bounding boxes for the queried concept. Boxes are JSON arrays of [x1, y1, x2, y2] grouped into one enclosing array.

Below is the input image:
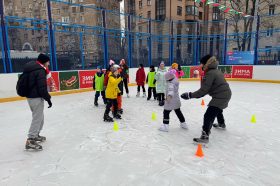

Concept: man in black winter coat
[[181, 54, 232, 144], [25, 54, 52, 150]]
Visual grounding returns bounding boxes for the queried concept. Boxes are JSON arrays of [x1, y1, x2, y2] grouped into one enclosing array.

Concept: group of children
[[135, 61, 185, 106], [93, 59, 129, 122], [94, 55, 232, 144]]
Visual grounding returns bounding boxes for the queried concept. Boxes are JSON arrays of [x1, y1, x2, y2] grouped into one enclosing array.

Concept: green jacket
[[93, 72, 104, 91], [147, 71, 156, 88]]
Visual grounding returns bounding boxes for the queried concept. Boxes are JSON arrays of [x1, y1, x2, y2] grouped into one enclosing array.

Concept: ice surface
[[0, 81, 280, 186]]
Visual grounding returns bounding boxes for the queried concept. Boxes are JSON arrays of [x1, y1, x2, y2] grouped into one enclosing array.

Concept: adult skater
[[181, 55, 232, 143], [23, 54, 52, 150]]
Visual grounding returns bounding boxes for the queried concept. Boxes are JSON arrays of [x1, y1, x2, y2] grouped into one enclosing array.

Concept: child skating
[[136, 64, 146, 97], [93, 66, 106, 106], [154, 61, 167, 106], [159, 70, 188, 132], [103, 65, 122, 122], [146, 65, 157, 100]]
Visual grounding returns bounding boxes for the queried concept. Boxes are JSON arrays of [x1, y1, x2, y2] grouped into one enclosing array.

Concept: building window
[[72, 7, 76, 13], [199, 12, 203, 20], [212, 7, 220, 20], [156, 0, 166, 20], [62, 17, 70, 23], [177, 6, 182, 16], [80, 6, 84, 12], [186, 6, 198, 16], [147, 0, 151, 6], [265, 46, 272, 56], [139, 0, 142, 9], [147, 11, 151, 18], [266, 26, 273, 37], [269, 5, 275, 15], [80, 16, 84, 22]]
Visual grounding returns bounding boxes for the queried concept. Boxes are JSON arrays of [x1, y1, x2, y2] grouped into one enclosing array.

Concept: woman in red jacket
[[136, 64, 146, 97]]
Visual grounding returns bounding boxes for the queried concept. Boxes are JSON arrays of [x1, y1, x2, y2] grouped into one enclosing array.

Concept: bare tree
[[227, 0, 279, 51]]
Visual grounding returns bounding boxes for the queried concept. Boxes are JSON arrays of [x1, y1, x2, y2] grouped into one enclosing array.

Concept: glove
[[181, 92, 191, 100], [47, 100, 52, 108]]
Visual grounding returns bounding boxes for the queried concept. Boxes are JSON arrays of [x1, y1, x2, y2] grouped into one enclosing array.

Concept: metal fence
[[0, 0, 279, 73]]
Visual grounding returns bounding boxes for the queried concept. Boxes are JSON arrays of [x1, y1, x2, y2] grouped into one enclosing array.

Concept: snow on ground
[[0, 81, 280, 186]]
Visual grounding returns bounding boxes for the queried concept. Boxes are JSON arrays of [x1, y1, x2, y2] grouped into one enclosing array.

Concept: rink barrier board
[[1, 65, 280, 103], [0, 79, 279, 103]]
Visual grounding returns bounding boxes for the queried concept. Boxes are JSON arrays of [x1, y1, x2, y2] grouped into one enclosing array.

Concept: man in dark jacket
[[25, 54, 52, 150], [181, 55, 232, 143]]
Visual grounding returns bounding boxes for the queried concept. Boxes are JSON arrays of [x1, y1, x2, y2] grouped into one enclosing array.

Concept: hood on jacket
[[23, 61, 44, 73], [203, 56, 219, 71]]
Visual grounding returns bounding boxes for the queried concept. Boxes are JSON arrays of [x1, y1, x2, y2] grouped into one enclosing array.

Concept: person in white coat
[[159, 70, 188, 132], [154, 61, 167, 106]]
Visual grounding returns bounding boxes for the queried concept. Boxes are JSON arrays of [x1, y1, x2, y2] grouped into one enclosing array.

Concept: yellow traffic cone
[[152, 112, 157, 121], [251, 115, 256, 123], [113, 121, 119, 131]]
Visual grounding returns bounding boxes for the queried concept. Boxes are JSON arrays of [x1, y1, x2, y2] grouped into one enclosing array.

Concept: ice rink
[[0, 81, 280, 186]]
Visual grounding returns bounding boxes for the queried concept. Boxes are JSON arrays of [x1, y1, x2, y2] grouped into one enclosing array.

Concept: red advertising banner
[[190, 66, 203, 78], [79, 70, 98, 89], [232, 66, 253, 79], [47, 72, 60, 92]]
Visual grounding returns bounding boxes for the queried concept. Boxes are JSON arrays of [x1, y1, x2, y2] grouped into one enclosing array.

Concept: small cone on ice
[[201, 99, 205, 106], [152, 112, 157, 121], [195, 144, 204, 157], [113, 121, 119, 131], [251, 114, 256, 123]]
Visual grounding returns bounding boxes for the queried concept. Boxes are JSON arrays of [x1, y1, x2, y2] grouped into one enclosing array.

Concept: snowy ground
[[0, 81, 280, 186]]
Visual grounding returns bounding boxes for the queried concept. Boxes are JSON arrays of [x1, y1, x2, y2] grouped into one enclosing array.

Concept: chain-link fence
[[0, 0, 279, 73]]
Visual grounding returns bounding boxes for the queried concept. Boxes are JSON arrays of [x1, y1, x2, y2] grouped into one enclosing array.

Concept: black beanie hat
[[37, 54, 50, 64], [200, 54, 212, 65]]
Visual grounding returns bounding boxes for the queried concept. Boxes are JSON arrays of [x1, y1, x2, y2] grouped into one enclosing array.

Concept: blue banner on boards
[[226, 51, 254, 65]]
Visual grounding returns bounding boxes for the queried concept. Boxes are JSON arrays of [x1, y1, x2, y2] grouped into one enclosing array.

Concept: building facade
[[4, 0, 121, 69]]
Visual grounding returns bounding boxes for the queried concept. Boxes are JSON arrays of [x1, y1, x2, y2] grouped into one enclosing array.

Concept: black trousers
[[147, 87, 157, 100], [203, 106, 225, 135], [104, 99, 118, 116], [157, 93, 165, 102], [137, 85, 146, 93], [123, 78, 129, 94], [95, 91, 106, 102], [163, 108, 185, 124]]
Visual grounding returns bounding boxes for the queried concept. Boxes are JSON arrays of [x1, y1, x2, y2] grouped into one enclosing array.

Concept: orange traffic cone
[[195, 144, 204, 157], [201, 99, 205, 106]]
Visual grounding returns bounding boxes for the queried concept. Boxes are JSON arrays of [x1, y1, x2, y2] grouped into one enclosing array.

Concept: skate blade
[[25, 147, 43, 151], [214, 127, 226, 130], [193, 141, 209, 148]]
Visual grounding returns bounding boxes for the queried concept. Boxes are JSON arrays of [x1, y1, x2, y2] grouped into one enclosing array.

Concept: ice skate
[[158, 100, 164, 106], [114, 113, 122, 119], [34, 135, 46, 142], [193, 131, 209, 144], [25, 138, 43, 151], [94, 101, 98, 107], [136, 92, 140, 97], [180, 122, 188, 129], [213, 123, 226, 130], [143, 92, 146, 97], [158, 124, 169, 132], [104, 114, 114, 122], [118, 109, 123, 115], [127, 94, 130, 98]]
